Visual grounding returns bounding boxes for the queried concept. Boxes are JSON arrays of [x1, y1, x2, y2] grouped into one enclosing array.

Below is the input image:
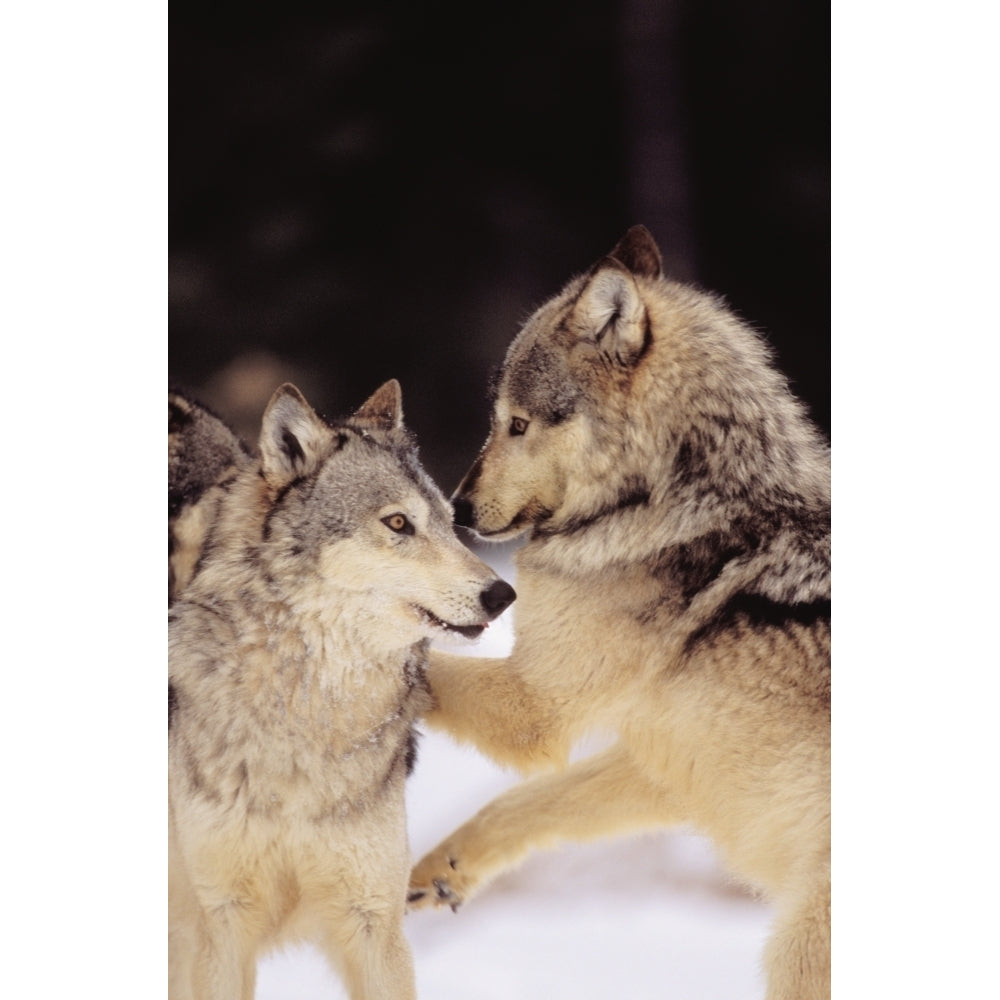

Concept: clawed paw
[[408, 851, 470, 912]]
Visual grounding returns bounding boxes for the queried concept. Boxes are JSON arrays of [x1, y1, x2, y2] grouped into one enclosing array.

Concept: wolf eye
[[509, 416, 529, 436], [381, 513, 415, 535]]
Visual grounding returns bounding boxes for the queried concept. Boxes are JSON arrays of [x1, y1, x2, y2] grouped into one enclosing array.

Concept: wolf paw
[[407, 848, 471, 912]]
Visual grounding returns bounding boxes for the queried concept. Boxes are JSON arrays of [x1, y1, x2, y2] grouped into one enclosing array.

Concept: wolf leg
[[310, 806, 417, 1000], [168, 822, 201, 1000], [184, 906, 257, 1000], [169, 816, 258, 1000], [168, 819, 258, 1000], [317, 897, 416, 1000], [764, 875, 831, 1000], [408, 742, 676, 910], [423, 650, 571, 772]]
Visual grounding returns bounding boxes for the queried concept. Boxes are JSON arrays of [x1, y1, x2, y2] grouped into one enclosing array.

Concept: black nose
[[480, 579, 516, 617], [452, 495, 475, 529]]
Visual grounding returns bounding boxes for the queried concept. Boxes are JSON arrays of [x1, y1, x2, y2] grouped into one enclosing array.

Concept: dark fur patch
[[180, 600, 230, 631], [637, 314, 653, 362], [169, 399, 194, 433], [515, 500, 555, 530], [188, 528, 219, 585], [649, 526, 761, 603], [538, 476, 651, 537], [671, 437, 712, 491], [685, 592, 831, 655], [506, 341, 580, 424], [281, 428, 306, 466], [169, 471, 240, 525], [609, 225, 664, 279], [381, 728, 415, 789], [404, 727, 420, 776], [168, 682, 177, 729], [233, 760, 249, 806], [261, 474, 307, 541], [168, 394, 250, 519]]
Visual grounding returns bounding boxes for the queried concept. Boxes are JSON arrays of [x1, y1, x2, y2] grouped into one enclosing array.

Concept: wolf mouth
[[472, 524, 524, 540], [414, 606, 487, 640], [476, 507, 552, 540]]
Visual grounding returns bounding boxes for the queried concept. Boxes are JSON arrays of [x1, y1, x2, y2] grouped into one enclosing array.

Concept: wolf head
[[453, 225, 829, 548], [169, 392, 252, 603], [236, 380, 515, 648], [169, 391, 251, 519]]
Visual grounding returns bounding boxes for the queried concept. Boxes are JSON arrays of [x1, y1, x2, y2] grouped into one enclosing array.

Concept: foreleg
[[408, 742, 678, 910]]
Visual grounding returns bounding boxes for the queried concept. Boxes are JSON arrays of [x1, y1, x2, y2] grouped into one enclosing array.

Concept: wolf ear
[[576, 259, 649, 366], [609, 224, 663, 280], [259, 383, 331, 488], [352, 378, 404, 432]]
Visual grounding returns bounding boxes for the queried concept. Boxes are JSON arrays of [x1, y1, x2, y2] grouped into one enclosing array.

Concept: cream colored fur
[[408, 226, 830, 1000], [169, 381, 513, 1000]]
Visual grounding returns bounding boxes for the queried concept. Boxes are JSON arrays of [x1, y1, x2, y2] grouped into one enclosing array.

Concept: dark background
[[169, 0, 829, 492]]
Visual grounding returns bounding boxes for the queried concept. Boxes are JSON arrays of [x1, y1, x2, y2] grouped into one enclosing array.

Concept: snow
[[255, 544, 774, 999]]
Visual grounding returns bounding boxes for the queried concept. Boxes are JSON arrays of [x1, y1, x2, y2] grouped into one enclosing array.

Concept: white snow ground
[[256, 543, 774, 999]]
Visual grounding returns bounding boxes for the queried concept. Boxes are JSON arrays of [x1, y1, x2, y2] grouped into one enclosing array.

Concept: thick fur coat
[[168, 381, 514, 1000], [408, 226, 831, 1000]]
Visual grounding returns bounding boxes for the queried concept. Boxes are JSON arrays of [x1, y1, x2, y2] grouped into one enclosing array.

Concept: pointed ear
[[609, 225, 663, 280], [352, 379, 404, 432], [259, 383, 331, 487], [575, 259, 649, 366]]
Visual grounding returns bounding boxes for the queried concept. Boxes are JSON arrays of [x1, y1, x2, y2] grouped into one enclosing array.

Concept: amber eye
[[509, 416, 529, 436], [381, 513, 414, 535]]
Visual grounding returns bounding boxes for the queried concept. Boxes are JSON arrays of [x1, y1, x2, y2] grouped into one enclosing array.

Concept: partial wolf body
[[408, 226, 831, 999], [168, 380, 515, 1000], [169, 391, 251, 604]]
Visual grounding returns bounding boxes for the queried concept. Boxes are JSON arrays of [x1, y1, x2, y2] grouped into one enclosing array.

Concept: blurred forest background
[[169, 0, 829, 492]]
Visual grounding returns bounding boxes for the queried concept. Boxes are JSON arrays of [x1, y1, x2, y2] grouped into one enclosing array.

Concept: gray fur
[[484, 230, 830, 626], [168, 392, 251, 512], [169, 381, 514, 1000], [168, 391, 252, 604]]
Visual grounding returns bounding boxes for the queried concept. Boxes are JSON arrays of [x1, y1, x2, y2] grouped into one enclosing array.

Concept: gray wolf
[[168, 380, 516, 1000], [169, 390, 251, 604], [407, 225, 831, 1000]]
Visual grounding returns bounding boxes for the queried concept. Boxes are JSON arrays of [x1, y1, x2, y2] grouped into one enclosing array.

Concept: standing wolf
[[407, 226, 830, 999], [169, 380, 515, 1000]]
